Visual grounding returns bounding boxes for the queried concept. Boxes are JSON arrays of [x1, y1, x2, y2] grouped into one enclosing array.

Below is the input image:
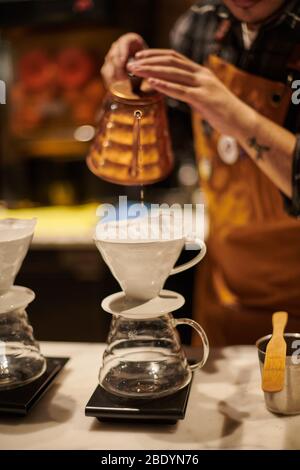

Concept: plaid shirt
[[170, 0, 300, 216]]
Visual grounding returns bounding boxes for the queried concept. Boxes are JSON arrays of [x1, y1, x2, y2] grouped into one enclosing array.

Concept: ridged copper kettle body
[[86, 79, 174, 185]]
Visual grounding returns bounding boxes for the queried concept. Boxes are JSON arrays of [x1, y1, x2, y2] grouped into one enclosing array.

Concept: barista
[[101, 0, 300, 346]]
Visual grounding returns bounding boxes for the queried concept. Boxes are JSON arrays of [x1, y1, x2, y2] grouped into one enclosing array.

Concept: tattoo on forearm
[[248, 137, 270, 161]]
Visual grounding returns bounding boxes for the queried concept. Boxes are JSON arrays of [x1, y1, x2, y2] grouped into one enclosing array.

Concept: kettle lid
[[109, 79, 162, 103]]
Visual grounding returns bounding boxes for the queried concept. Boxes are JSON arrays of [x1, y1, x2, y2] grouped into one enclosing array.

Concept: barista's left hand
[[127, 49, 254, 137]]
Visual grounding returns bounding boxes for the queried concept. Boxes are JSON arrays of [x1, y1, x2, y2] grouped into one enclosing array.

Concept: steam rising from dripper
[[0, 218, 36, 294]]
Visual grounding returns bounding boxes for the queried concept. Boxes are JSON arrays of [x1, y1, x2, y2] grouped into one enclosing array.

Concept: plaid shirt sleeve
[[169, 8, 197, 57], [169, 0, 219, 63], [168, 6, 202, 115]]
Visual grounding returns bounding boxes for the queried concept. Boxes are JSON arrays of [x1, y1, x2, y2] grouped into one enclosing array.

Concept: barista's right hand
[[101, 33, 146, 87]]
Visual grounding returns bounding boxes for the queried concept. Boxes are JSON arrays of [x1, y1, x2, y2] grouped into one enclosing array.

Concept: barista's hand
[[127, 49, 254, 137], [101, 33, 147, 87]]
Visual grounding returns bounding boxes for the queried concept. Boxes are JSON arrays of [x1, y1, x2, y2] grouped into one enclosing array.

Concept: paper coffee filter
[[0, 218, 37, 242]]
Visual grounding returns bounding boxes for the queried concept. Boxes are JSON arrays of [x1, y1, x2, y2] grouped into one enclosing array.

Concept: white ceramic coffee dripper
[[95, 215, 206, 301], [0, 218, 36, 295]]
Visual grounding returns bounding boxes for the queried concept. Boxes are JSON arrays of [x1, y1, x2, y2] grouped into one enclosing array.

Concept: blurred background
[[0, 0, 201, 344]]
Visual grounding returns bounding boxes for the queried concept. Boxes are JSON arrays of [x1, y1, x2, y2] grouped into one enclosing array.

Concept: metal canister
[[256, 333, 300, 415]]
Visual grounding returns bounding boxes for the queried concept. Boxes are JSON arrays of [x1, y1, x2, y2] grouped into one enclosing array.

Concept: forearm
[[232, 102, 296, 198]]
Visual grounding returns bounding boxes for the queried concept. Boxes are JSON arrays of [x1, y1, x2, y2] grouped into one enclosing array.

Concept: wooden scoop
[[262, 311, 288, 392]]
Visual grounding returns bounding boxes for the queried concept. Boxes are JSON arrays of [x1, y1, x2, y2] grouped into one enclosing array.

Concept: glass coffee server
[[0, 218, 46, 390]]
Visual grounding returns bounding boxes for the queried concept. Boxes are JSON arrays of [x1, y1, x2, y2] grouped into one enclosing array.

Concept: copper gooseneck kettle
[[86, 75, 174, 185]]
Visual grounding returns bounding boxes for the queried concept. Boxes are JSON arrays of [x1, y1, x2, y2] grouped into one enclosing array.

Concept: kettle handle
[[173, 318, 209, 371]]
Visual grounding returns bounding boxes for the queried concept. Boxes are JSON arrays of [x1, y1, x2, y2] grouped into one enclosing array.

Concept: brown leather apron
[[192, 54, 300, 346]]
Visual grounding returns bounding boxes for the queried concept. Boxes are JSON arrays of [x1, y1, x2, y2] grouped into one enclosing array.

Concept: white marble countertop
[[0, 341, 299, 450]]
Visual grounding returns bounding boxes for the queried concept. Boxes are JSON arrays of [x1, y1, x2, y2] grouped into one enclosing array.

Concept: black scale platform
[[85, 380, 193, 425], [0, 357, 69, 416], [85, 354, 197, 424]]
